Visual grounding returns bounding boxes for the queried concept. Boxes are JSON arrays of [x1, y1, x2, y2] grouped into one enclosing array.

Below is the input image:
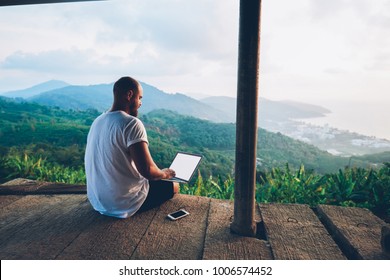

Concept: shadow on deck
[[0, 178, 388, 260]]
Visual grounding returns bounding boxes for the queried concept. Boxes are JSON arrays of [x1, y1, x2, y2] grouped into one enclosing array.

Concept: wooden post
[[381, 224, 390, 257], [230, 0, 262, 237]]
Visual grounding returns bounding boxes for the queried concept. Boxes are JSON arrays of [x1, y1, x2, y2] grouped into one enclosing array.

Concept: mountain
[[17, 81, 329, 124], [353, 151, 390, 167], [139, 83, 229, 122], [5, 80, 389, 157], [26, 82, 230, 122], [29, 83, 113, 112], [1, 80, 69, 98], [278, 100, 331, 117], [202, 96, 331, 123]]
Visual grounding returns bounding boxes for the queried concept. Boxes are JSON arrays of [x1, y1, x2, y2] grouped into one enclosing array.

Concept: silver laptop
[[163, 152, 202, 183]]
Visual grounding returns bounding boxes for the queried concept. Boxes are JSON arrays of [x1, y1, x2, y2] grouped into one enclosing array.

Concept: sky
[[0, 0, 389, 137]]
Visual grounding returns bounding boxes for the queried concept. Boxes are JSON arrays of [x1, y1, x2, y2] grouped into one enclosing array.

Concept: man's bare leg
[[173, 182, 180, 194]]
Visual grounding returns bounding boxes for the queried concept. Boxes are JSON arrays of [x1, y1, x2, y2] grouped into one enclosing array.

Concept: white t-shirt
[[84, 111, 149, 218]]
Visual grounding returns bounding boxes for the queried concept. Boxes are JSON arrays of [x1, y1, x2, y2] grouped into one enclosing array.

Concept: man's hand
[[161, 168, 176, 179]]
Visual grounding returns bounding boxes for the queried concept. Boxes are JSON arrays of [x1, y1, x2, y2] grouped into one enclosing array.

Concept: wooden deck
[[0, 178, 388, 260]]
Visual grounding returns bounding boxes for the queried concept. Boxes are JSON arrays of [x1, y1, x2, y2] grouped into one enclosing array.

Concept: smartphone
[[167, 209, 189, 221]]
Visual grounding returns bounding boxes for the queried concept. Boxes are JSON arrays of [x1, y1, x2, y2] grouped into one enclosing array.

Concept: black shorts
[[137, 180, 174, 212]]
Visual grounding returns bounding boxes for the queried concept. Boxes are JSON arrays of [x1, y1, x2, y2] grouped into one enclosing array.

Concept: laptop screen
[[169, 152, 202, 181]]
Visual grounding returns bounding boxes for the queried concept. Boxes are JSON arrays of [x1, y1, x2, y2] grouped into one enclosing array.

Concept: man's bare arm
[[129, 141, 175, 180]]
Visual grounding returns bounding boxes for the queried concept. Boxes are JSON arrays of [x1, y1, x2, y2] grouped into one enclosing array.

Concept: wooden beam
[[230, 0, 262, 237], [0, 0, 100, 6]]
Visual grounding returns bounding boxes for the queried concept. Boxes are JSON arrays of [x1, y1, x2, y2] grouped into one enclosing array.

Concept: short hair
[[113, 76, 139, 96]]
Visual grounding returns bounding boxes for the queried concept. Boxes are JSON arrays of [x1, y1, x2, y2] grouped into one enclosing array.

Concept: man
[[85, 76, 179, 218]]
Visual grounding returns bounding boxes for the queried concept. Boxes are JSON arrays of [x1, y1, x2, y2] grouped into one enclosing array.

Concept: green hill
[[0, 98, 385, 183], [5, 80, 389, 158], [353, 151, 390, 166], [142, 109, 355, 174]]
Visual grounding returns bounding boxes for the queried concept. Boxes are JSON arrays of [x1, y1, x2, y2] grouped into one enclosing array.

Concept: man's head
[[112, 76, 143, 117]]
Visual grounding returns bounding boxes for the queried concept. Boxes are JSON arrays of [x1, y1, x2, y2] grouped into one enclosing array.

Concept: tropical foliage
[[2, 153, 388, 220], [1, 153, 85, 184], [186, 163, 390, 221]]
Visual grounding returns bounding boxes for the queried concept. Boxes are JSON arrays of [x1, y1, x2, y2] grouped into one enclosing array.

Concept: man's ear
[[127, 90, 134, 100]]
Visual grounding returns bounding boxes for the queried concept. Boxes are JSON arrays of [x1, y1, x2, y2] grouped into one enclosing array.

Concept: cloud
[[365, 52, 390, 71], [309, 0, 348, 20], [1, 49, 113, 73], [323, 68, 347, 75], [0, 43, 236, 95], [0, 0, 389, 104], [0, 0, 240, 94], [0, 0, 281, 92], [94, 0, 239, 60], [309, 0, 371, 21]]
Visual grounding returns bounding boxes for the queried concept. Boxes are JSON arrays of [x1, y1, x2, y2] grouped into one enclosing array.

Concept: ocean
[[300, 100, 390, 141]]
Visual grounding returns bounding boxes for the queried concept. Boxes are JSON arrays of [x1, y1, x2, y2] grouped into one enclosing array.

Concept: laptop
[[163, 152, 202, 183]]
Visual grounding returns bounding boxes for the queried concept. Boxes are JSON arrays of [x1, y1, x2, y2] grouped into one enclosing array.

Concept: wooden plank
[[0, 195, 73, 238], [382, 225, 390, 257], [317, 205, 387, 260], [202, 199, 272, 260], [57, 207, 159, 259], [0, 195, 24, 209], [259, 203, 346, 260], [1, 178, 37, 186], [0, 178, 44, 194], [0, 179, 85, 195], [34, 182, 86, 194], [0, 194, 97, 259], [131, 194, 210, 260]]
